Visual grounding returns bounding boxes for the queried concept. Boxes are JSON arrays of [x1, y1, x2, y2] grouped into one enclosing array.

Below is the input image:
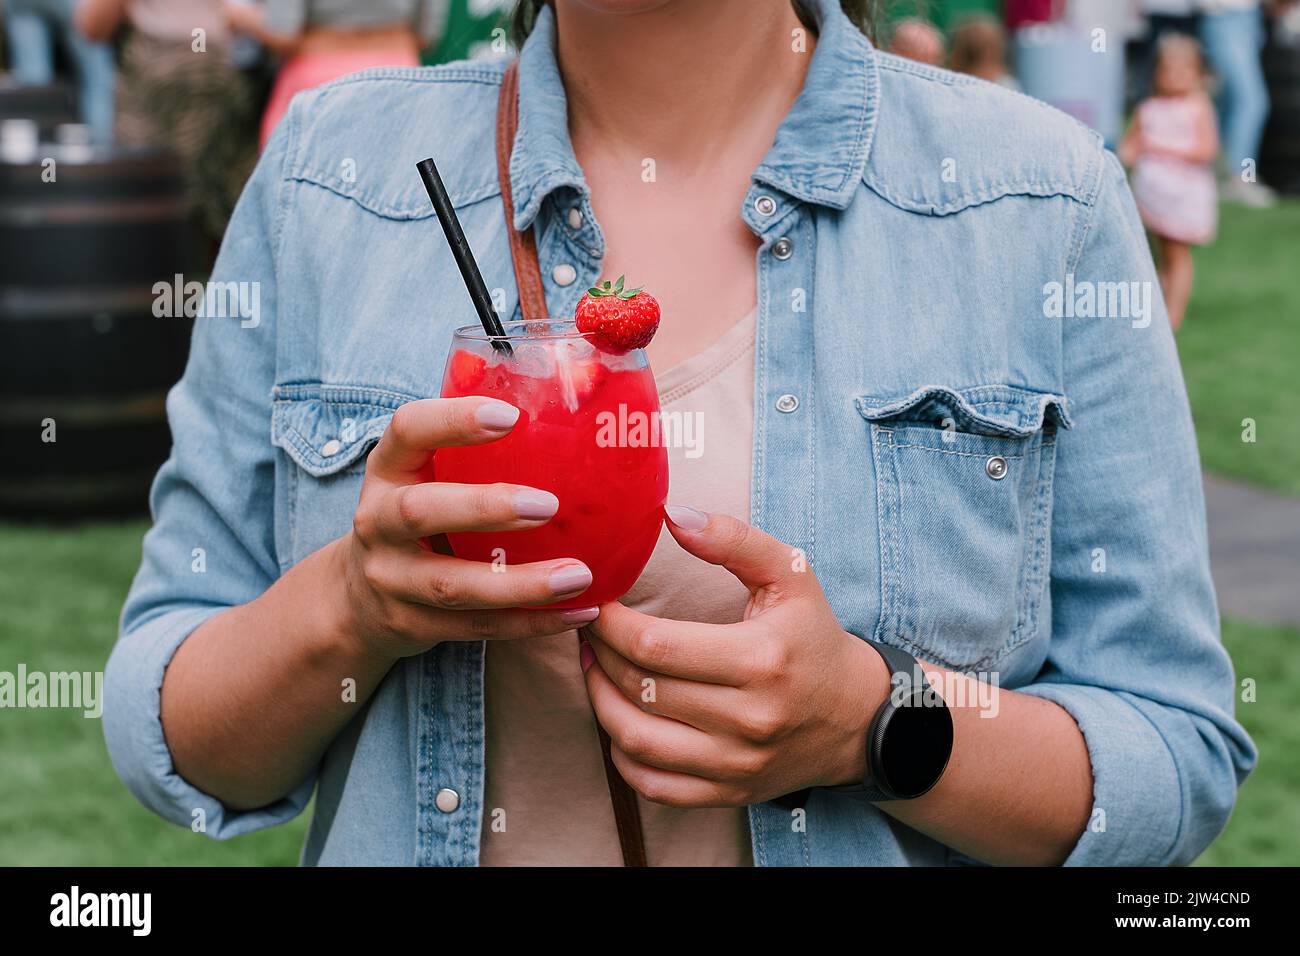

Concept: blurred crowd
[[1, 0, 1297, 312], [0, 0, 512, 245], [886, 0, 1300, 327]]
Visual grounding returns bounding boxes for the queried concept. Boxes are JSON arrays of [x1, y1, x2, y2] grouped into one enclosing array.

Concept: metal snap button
[[776, 393, 799, 413], [320, 439, 342, 458], [772, 236, 794, 260], [552, 263, 577, 286], [567, 207, 583, 230], [985, 456, 1008, 480], [435, 788, 460, 813], [754, 195, 777, 217]]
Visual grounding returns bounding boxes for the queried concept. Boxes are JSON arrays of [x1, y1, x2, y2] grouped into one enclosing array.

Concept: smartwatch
[[773, 639, 953, 808]]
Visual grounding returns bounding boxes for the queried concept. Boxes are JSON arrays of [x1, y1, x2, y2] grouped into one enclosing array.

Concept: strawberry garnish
[[448, 349, 487, 391], [575, 275, 660, 352]]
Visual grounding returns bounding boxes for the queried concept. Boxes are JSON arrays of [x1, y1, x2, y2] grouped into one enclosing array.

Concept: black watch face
[[879, 690, 954, 798]]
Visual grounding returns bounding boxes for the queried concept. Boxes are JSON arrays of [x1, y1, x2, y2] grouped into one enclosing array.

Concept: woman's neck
[[556, 0, 815, 171]]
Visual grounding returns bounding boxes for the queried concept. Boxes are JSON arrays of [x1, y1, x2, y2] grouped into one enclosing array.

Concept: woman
[[221, 0, 441, 147], [76, 0, 259, 245], [104, 0, 1254, 866]]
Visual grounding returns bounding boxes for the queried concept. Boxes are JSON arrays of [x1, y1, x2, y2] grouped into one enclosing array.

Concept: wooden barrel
[[0, 147, 198, 518], [0, 81, 78, 140], [1261, 21, 1300, 194]]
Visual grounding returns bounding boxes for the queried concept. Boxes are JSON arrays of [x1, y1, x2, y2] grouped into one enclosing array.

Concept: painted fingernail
[[513, 489, 559, 519], [548, 563, 593, 597], [665, 504, 708, 530], [579, 640, 596, 673], [476, 400, 519, 431], [562, 606, 599, 626]]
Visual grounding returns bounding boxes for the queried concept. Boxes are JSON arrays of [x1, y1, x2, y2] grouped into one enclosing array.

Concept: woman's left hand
[[579, 507, 890, 808]]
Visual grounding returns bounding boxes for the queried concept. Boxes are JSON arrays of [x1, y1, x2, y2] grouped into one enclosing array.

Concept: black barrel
[[1260, 20, 1300, 194], [0, 81, 78, 140], [0, 147, 199, 518]]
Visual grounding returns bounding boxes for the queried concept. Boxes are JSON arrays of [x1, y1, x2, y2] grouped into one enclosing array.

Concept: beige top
[[127, 0, 231, 45], [480, 310, 757, 866]]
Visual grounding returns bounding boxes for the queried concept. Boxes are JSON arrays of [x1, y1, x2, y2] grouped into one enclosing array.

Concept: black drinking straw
[[416, 157, 512, 355]]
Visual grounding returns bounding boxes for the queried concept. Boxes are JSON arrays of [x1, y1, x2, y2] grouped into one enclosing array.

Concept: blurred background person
[[1199, 0, 1276, 205], [1134, 0, 1200, 125], [3, 0, 115, 143], [889, 15, 945, 65], [950, 12, 1020, 89], [75, 0, 260, 249], [1120, 33, 1219, 329], [221, 0, 442, 149]]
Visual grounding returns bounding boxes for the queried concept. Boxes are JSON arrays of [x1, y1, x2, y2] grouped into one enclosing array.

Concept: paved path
[[1204, 473, 1300, 626]]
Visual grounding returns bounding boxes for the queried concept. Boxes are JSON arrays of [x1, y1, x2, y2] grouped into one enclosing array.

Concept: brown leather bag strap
[[495, 61, 550, 322], [494, 60, 648, 868]]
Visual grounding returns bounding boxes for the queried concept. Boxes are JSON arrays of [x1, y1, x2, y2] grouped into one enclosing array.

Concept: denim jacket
[[104, 0, 1255, 865]]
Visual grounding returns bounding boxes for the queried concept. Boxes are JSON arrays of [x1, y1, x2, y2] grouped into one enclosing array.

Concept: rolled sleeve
[[102, 106, 311, 839], [104, 605, 314, 838], [1018, 684, 1182, 865], [1022, 148, 1256, 866]]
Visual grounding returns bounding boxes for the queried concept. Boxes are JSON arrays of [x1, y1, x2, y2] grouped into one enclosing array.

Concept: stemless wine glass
[[435, 320, 669, 609]]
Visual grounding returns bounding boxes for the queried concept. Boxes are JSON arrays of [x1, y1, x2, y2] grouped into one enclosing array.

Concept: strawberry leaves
[[586, 275, 644, 301]]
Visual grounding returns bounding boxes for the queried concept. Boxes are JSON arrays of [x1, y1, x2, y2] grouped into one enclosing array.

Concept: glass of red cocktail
[[436, 320, 668, 608]]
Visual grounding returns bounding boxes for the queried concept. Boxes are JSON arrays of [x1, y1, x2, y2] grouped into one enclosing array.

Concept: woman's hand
[[578, 507, 890, 807], [334, 396, 600, 660]]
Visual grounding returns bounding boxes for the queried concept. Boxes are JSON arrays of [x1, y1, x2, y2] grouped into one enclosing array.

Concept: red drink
[[436, 321, 668, 608]]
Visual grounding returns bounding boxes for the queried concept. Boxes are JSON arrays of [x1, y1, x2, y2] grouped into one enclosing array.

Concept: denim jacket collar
[[510, 0, 879, 230]]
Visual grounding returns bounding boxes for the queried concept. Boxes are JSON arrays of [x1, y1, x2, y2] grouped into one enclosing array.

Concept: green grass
[[1196, 619, 1300, 866], [0, 518, 1295, 866], [1178, 200, 1300, 495], [0, 521, 307, 866]]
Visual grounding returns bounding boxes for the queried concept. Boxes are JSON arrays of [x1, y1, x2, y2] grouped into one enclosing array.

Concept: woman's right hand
[[332, 396, 596, 659]]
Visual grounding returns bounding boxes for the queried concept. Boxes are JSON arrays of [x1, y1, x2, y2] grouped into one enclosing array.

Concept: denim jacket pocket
[[855, 384, 1072, 673], [271, 383, 418, 565]]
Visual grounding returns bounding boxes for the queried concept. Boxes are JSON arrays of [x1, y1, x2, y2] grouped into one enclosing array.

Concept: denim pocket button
[[986, 455, 1008, 480]]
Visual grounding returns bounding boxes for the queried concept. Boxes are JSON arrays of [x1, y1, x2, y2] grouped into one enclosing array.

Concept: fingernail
[[579, 640, 596, 673], [548, 563, 593, 597], [665, 504, 708, 530], [563, 606, 599, 626], [513, 488, 559, 519], [476, 400, 519, 431]]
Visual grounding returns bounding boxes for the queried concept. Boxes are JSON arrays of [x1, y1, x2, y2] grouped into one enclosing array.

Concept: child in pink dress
[[1119, 33, 1219, 331]]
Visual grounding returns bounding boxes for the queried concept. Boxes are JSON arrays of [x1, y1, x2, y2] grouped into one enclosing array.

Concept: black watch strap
[[835, 640, 923, 801], [866, 639, 920, 689], [772, 639, 948, 810]]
